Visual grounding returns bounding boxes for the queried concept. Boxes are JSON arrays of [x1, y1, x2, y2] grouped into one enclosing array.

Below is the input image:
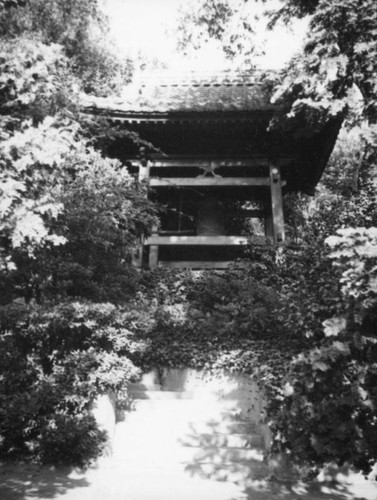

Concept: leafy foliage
[[120, 267, 304, 376], [268, 228, 377, 476], [177, 0, 377, 131], [0, 34, 157, 303], [0, 36, 75, 123], [0, 114, 156, 303], [0, 1, 156, 467], [0, 301, 140, 465], [0, 0, 132, 96], [264, 127, 377, 476], [176, 0, 258, 66], [268, 0, 377, 133]]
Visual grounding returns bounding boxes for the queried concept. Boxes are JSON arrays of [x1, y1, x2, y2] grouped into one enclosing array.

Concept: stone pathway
[[1, 459, 376, 500], [1, 369, 376, 500]]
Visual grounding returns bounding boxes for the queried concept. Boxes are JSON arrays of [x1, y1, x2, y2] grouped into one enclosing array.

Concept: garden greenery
[[0, 302, 140, 465], [1, 0, 377, 476], [0, 0, 156, 465]]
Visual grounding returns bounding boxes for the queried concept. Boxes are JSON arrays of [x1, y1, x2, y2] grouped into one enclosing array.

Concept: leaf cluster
[[176, 0, 257, 66], [124, 267, 303, 376], [0, 36, 158, 304], [0, 301, 140, 465], [0, 0, 132, 96], [270, 0, 377, 129]]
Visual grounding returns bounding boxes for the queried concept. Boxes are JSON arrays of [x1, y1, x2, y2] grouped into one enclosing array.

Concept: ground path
[[1, 370, 376, 500]]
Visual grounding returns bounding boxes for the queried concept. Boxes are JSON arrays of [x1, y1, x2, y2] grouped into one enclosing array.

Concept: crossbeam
[[149, 158, 293, 168], [158, 261, 248, 269], [145, 235, 268, 246], [149, 177, 270, 187]]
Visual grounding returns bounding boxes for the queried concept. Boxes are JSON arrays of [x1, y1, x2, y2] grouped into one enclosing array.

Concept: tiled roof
[[82, 71, 275, 115]]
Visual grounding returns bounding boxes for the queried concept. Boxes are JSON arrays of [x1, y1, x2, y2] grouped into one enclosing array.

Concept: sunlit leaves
[[0, 301, 140, 464], [322, 316, 346, 337], [0, 0, 132, 97], [270, 0, 377, 127], [0, 116, 80, 267], [176, 0, 259, 66], [0, 37, 74, 120], [0, 119, 157, 297], [326, 228, 377, 305]]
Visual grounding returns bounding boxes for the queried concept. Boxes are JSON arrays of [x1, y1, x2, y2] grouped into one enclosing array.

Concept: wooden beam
[[82, 109, 280, 124], [144, 235, 268, 246], [269, 162, 285, 244], [149, 177, 270, 187], [149, 158, 293, 168], [158, 261, 248, 269]]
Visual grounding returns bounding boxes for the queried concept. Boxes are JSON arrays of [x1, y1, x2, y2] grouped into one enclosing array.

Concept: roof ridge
[[134, 69, 274, 87]]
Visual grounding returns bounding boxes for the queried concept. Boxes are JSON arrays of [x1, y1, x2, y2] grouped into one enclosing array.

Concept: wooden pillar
[[133, 160, 150, 268], [139, 159, 161, 270], [269, 162, 285, 244], [148, 245, 159, 270], [264, 215, 273, 241], [138, 159, 150, 182], [148, 224, 159, 270], [131, 237, 144, 268]]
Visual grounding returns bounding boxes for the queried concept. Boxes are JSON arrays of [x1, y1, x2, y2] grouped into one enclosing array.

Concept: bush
[[125, 267, 298, 372], [0, 301, 140, 466], [39, 414, 107, 467], [264, 127, 377, 477]]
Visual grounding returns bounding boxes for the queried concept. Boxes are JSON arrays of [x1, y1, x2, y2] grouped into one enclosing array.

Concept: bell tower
[[83, 70, 341, 269]]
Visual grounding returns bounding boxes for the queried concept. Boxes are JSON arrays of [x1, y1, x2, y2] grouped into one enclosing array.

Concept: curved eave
[[285, 115, 343, 195], [82, 106, 279, 124], [82, 105, 343, 196]]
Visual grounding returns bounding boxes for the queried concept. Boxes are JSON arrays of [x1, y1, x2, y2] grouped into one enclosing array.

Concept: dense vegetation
[[0, 0, 376, 477], [175, 0, 377, 476], [266, 131, 377, 476], [0, 0, 156, 465]]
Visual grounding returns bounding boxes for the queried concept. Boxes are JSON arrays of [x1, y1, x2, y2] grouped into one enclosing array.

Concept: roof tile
[[83, 71, 274, 114]]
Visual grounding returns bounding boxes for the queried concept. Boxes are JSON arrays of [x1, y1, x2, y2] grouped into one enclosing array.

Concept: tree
[[0, 37, 76, 280], [0, 5, 157, 302], [0, 0, 132, 96], [0, 111, 156, 303], [0, 1, 156, 465], [177, 0, 256, 66], [267, 0, 377, 137]]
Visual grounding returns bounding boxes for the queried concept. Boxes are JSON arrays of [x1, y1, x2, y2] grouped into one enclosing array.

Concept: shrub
[[265, 135, 377, 477], [38, 414, 107, 467], [126, 267, 295, 372], [0, 301, 140, 466]]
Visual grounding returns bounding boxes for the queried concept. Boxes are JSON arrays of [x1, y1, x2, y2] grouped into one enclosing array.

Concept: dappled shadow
[[182, 420, 267, 480], [0, 462, 91, 500], [235, 472, 377, 500], [178, 395, 377, 500]]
